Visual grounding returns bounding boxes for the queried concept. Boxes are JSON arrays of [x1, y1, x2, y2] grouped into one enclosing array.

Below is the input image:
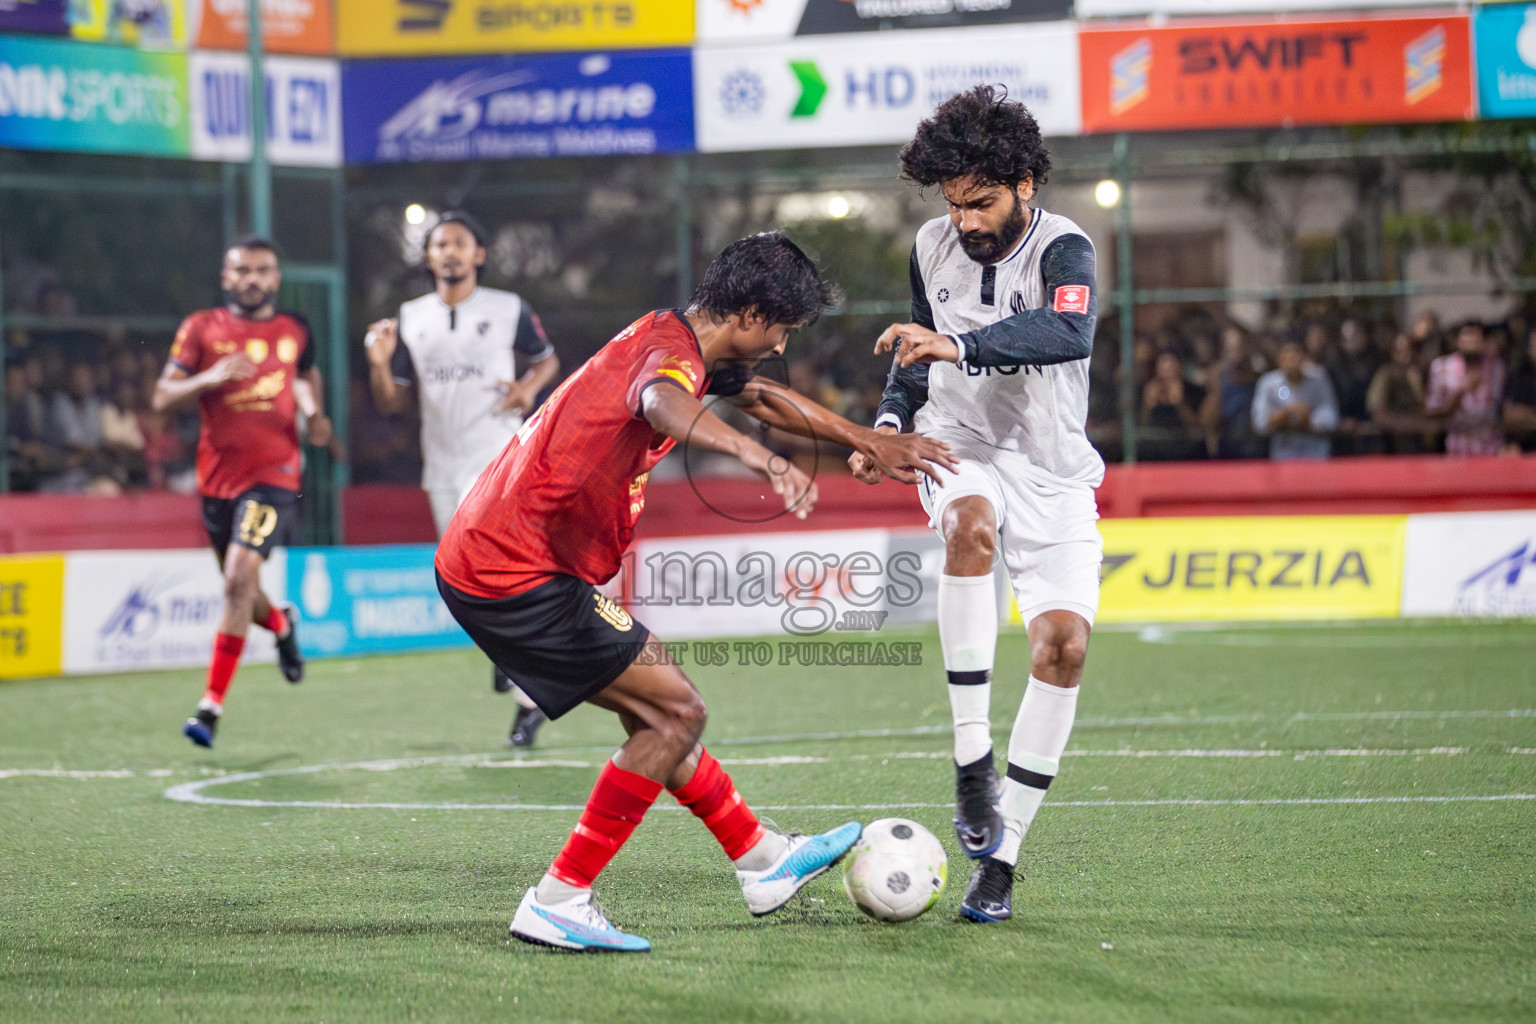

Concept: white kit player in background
[[364, 210, 561, 747], [851, 85, 1104, 925]]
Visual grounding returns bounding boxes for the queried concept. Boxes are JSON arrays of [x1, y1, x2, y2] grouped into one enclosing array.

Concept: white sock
[[535, 872, 588, 905], [196, 697, 222, 715], [513, 685, 538, 711], [733, 829, 789, 872], [994, 676, 1078, 867], [939, 574, 998, 766]]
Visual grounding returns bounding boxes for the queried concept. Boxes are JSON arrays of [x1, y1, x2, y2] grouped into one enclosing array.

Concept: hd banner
[[694, 22, 1079, 152], [343, 49, 694, 163], [336, 0, 693, 56], [1475, 3, 1536, 120], [1079, 14, 1474, 134], [1077, 0, 1446, 17], [189, 52, 342, 166], [0, 35, 189, 157], [696, 0, 1070, 45]]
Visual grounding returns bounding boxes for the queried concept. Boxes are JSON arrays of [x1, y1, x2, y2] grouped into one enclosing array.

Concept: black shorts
[[202, 485, 299, 560], [436, 571, 651, 720]]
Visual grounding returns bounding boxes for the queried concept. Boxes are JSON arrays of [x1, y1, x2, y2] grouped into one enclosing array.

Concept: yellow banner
[[336, 0, 694, 56], [0, 555, 65, 679], [71, 0, 189, 49], [1011, 516, 1407, 624]]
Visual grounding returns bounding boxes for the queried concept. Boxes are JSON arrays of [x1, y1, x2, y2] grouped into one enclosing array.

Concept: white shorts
[[917, 428, 1102, 627], [427, 478, 480, 539]]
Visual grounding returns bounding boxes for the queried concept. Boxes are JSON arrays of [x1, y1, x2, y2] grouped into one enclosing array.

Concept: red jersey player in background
[[435, 232, 956, 952], [153, 237, 333, 748]]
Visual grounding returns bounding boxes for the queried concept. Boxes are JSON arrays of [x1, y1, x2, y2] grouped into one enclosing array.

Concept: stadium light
[[1094, 180, 1123, 209], [405, 203, 428, 226], [826, 195, 851, 219]]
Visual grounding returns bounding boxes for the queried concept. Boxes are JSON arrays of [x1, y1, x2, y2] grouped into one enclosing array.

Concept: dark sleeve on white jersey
[[955, 233, 1097, 368], [390, 308, 416, 387], [874, 246, 933, 432], [513, 305, 555, 359]]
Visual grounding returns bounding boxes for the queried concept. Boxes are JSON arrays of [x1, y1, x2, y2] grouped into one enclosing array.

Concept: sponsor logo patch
[[1053, 284, 1090, 315]]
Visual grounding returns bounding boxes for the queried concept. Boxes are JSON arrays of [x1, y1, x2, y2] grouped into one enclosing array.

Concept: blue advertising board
[[342, 49, 694, 164], [0, 0, 67, 36], [287, 545, 472, 658], [1475, 4, 1536, 119]]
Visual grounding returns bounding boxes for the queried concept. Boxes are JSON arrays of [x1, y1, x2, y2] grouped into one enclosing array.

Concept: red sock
[[262, 605, 289, 637], [202, 632, 246, 707], [550, 761, 663, 889], [669, 748, 765, 860]]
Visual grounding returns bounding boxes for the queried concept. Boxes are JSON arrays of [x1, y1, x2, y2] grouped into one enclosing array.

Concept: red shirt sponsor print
[[169, 307, 313, 499], [436, 310, 711, 600], [1080, 14, 1473, 134], [1053, 284, 1091, 315]]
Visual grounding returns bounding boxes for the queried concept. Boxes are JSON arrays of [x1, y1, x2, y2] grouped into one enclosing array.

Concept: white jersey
[[391, 286, 554, 495], [907, 210, 1104, 489]]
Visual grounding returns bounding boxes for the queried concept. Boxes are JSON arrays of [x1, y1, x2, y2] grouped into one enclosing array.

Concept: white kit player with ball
[[365, 211, 561, 746], [851, 85, 1104, 923]]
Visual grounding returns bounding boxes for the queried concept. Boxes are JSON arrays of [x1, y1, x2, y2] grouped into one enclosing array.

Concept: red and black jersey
[[436, 309, 748, 599], [168, 307, 314, 499]]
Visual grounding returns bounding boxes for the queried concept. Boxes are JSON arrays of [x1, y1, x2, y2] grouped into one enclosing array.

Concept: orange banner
[[196, 0, 333, 56], [1080, 14, 1473, 134]]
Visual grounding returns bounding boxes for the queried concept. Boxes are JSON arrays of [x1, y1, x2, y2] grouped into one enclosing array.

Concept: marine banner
[[335, 0, 694, 56], [1401, 511, 1536, 618], [0, 555, 64, 680]]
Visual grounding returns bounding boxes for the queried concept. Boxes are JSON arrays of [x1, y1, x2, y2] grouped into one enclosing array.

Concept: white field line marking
[[0, 769, 137, 780], [848, 747, 1469, 762]]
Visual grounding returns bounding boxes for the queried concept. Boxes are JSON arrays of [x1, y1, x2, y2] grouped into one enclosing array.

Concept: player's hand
[[497, 379, 537, 416], [307, 413, 333, 448], [875, 323, 962, 367], [207, 352, 258, 385], [852, 426, 956, 486], [363, 318, 398, 368], [744, 447, 817, 520]]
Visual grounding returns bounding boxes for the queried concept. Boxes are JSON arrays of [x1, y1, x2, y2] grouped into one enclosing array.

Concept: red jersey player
[[152, 237, 333, 748], [435, 232, 956, 952]]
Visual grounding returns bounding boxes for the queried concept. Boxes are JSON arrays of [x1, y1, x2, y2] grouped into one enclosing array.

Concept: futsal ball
[[842, 818, 947, 922]]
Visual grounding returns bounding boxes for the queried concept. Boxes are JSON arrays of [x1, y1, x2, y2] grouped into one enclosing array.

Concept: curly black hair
[[689, 231, 841, 328], [899, 84, 1051, 192]]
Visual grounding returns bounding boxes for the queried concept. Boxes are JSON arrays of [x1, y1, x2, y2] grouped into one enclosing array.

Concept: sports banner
[[194, 0, 334, 56], [1079, 14, 1474, 134], [335, 0, 694, 56], [697, 0, 1070, 45], [285, 545, 472, 657], [694, 22, 1080, 153], [0, 0, 69, 36], [190, 52, 342, 167], [61, 550, 281, 675], [342, 49, 694, 164], [1401, 511, 1536, 618], [1474, 3, 1536, 120], [0, 36, 190, 158], [1077, 0, 1446, 17], [1086, 516, 1407, 623], [69, 0, 187, 49], [0, 555, 63, 680]]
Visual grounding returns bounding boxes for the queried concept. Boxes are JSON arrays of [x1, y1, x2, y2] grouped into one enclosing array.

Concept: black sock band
[[946, 670, 991, 686], [1006, 762, 1054, 791]]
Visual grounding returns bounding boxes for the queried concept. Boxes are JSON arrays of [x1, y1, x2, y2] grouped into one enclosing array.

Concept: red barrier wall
[[4, 455, 1535, 553]]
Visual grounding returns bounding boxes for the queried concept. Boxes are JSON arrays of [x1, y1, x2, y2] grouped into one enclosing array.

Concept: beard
[[224, 285, 274, 315], [957, 194, 1028, 264]]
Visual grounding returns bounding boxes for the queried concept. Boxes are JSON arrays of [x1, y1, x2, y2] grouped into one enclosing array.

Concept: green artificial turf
[[1, 621, 1532, 1023]]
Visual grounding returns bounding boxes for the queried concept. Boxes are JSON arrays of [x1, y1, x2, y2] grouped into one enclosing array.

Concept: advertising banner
[[1077, 0, 1445, 18], [1401, 511, 1536, 618], [1088, 515, 1406, 623], [0, 555, 64, 680], [0, 36, 189, 157], [70, 0, 187, 49], [1079, 14, 1474, 134], [194, 0, 334, 56], [1475, 4, 1536, 120], [61, 550, 281, 675], [190, 52, 341, 167], [286, 545, 472, 657], [697, 0, 1071, 45], [336, 0, 694, 56], [695, 22, 1080, 153], [343, 49, 694, 164], [0, 0, 68, 36]]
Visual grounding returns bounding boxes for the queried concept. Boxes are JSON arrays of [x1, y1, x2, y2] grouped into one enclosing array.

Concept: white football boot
[[509, 887, 650, 952], [737, 821, 863, 916]]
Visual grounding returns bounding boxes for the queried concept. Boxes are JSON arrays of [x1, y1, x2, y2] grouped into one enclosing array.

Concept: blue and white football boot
[[509, 888, 650, 953], [738, 821, 863, 916]]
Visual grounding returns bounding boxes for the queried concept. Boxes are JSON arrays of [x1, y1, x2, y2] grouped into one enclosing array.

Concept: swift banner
[[343, 49, 694, 163], [1079, 14, 1474, 134], [194, 0, 334, 56], [190, 52, 341, 166], [1475, 3, 1536, 120], [335, 0, 694, 56], [696, 0, 1070, 45], [0, 36, 189, 157], [1087, 516, 1406, 623], [0, 555, 63, 680], [695, 22, 1080, 152]]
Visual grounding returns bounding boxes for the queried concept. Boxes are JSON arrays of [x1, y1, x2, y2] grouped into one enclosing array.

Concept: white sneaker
[[737, 822, 863, 916], [509, 887, 650, 952]]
